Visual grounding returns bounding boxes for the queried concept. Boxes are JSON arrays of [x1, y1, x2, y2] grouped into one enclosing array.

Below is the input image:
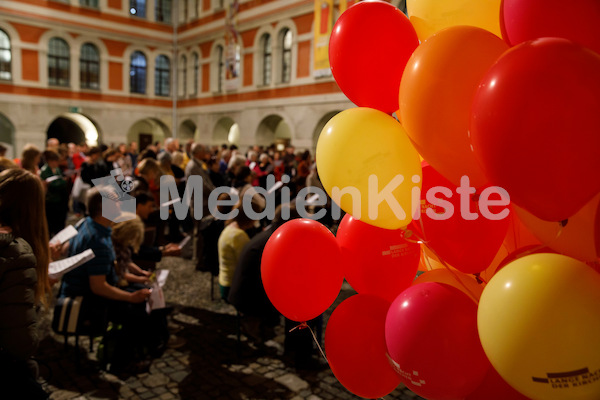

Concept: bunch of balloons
[[261, 0, 600, 399]]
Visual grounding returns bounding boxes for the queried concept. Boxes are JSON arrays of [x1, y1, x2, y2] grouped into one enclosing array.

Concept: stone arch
[[213, 117, 236, 146], [255, 114, 292, 148], [127, 118, 172, 151], [312, 111, 341, 150], [179, 119, 197, 141], [46, 113, 102, 146]]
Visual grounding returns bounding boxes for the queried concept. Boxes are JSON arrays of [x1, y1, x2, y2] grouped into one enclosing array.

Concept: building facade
[[0, 0, 406, 158]]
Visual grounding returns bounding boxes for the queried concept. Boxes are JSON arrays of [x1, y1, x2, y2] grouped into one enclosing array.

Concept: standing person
[[40, 150, 69, 236], [117, 143, 133, 177], [228, 203, 300, 342], [80, 146, 110, 185], [185, 144, 216, 269], [217, 203, 254, 301], [0, 169, 50, 399], [20, 144, 42, 174]]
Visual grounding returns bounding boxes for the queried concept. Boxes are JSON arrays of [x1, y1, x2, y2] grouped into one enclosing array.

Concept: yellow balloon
[[407, 0, 502, 41], [478, 254, 600, 400], [316, 108, 421, 229]]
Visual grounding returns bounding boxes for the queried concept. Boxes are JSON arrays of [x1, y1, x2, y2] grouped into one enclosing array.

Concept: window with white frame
[[155, 55, 170, 96], [79, 0, 99, 8], [281, 29, 292, 84], [130, 0, 146, 17], [0, 30, 11, 81], [179, 55, 187, 97], [192, 52, 199, 96], [80, 43, 100, 89], [261, 34, 272, 86], [130, 51, 147, 94], [215, 45, 224, 93], [156, 0, 172, 23], [48, 37, 70, 87]]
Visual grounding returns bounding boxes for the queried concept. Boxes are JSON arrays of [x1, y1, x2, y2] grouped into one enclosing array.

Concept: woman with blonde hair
[[112, 213, 151, 287], [0, 168, 50, 398]]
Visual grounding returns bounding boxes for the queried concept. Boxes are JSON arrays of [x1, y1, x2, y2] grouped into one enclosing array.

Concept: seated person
[[111, 213, 151, 288], [131, 191, 181, 270], [58, 188, 167, 365]]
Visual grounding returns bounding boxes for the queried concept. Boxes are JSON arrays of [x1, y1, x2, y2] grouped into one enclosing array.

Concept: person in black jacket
[[228, 203, 300, 343], [0, 168, 51, 399], [80, 146, 110, 185]]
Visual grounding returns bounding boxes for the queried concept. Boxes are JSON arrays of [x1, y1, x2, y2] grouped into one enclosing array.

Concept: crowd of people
[[0, 136, 334, 398]]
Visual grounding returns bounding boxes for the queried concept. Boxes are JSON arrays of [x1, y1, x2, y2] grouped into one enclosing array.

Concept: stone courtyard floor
[[37, 253, 425, 400]]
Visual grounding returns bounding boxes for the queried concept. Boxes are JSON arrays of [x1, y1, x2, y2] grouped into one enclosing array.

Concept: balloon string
[[405, 217, 480, 304], [289, 322, 328, 364], [506, 221, 565, 261]]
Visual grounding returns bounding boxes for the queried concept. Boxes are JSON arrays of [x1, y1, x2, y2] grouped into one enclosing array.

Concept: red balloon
[[329, 0, 419, 114], [501, 0, 600, 55], [409, 163, 510, 274], [337, 214, 420, 303], [325, 294, 400, 398], [471, 38, 600, 222], [466, 366, 531, 400], [385, 283, 491, 400], [261, 219, 343, 322]]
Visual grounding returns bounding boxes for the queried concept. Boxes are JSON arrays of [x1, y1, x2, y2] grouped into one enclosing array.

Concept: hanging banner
[[313, 0, 334, 78], [225, 0, 240, 91], [339, 0, 360, 13]]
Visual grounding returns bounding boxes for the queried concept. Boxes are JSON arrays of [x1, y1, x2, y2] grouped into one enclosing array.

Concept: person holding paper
[[40, 150, 69, 236], [111, 214, 152, 288], [131, 191, 181, 271], [0, 168, 51, 399], [58, 188, 158, 366]]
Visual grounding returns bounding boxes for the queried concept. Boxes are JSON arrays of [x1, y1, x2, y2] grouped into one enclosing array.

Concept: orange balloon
[[418, 244, 449, 271], [480, 211, 543, 282], [514, 193, 600, 262], [414, 268, 484, 301], [399, 26, 508, 188]]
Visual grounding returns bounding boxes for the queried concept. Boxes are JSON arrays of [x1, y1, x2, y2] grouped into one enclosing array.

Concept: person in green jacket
[[0, 168, 51, 399], [40, 149, 69, 236]]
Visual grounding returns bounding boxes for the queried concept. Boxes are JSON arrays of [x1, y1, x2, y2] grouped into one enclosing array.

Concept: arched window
[[216, 45, 224, 93], [156, 0, 172, 23], [48, 37, 70, 87], [130, 0, 146, 17], [180, 55, 187, 97], [183, 0, 188, 22], [80, 43, 100, 90], [192, 52, 199, 96], [281, 29, 292, 84], [0, 30, 11, 81], [155, 55, 170, 96], [130, 51, 147, 94], [261, 34, 272, 86]]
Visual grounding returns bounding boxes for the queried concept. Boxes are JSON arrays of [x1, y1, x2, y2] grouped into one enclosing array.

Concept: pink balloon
[[386, 283, 490, 399]]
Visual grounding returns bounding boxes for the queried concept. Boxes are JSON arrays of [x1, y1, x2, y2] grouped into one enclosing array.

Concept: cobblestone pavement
[[37, 252, 426, 400]]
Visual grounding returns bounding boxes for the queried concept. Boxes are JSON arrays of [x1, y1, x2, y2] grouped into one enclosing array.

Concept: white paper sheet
[[50, 225, 78, 245], [48, 249, 95, 279]]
